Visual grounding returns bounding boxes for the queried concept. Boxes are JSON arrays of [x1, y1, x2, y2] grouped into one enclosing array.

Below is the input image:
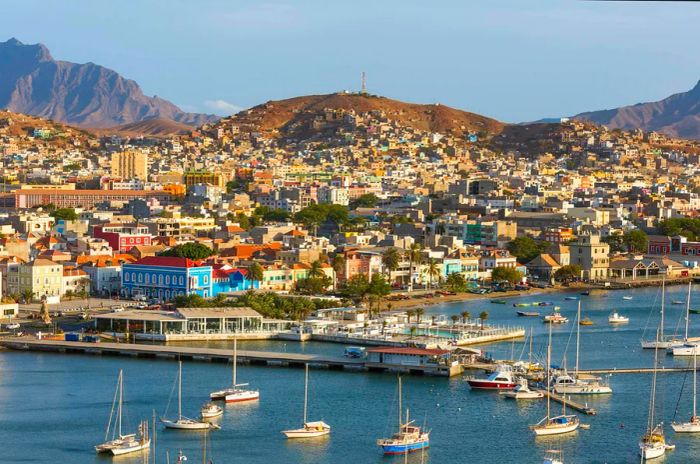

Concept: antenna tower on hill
[[360, 71, 367, 94]]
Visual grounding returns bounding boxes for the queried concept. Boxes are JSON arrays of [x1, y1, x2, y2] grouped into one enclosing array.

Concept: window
[[203, 275, 208, 284], [138, 273, 142, 283], [166, 275, 170, 285], [124, 273, 130, 282], [145, 274, 150, 284], [159, 275, 163, 285], [180, 276, 185, 285]]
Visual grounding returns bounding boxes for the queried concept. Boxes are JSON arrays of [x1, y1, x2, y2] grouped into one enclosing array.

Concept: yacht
[[499, 378, 543, 399], [466, 364, 517, 390], [210, 339, 260, 403], [162, 361, 217, 430], [608, 312, 629, 324]]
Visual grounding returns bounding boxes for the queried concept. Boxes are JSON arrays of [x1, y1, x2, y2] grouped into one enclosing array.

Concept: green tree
[[351, 193, 379, 208], [659, 218, 700, 241], [451, 314, 460, 326], [406, 309, 416, 323], [423, 258, 441, 289], [247, 263, 264, 283], [405, 243, 423, 291], [295, 275, 332, 295], [602, 233, 625, 253], [308, 260, 324, 279], [624, 229, 648, 253], [342, 274, 370, 301], [461, 310, 471, 324], [382, 248, 401, 279], [445, 273, 468, 293], [50, 208, 78, 221], [491, 266, 523, 284], [507, 237, 548, 263], [159, 243, 214, 260], [415, 307, 425, 323], [479, 311, 489, 330], [21, 289, 34, 304], [553, 264, 582, 283], [368, 273, 391, 299]]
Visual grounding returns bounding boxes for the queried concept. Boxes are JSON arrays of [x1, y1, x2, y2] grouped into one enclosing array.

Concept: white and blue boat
[[377, 377, 430, 455]]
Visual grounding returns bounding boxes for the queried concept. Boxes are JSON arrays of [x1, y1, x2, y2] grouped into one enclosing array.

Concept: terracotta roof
[[131, 256, 206, 268]]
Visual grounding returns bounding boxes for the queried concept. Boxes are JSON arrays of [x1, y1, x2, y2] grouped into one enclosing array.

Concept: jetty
[[0, 338, 461, 377], [532, 388, 597, 415]]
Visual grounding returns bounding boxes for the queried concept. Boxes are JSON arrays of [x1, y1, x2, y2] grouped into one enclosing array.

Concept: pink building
[[93, 223, 152, 253]]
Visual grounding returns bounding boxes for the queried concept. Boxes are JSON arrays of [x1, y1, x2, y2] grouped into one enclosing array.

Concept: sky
[[2, 0, 700, 122]]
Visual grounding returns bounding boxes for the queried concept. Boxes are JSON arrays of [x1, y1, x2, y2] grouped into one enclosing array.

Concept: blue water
[[2, 285, 700, 463]]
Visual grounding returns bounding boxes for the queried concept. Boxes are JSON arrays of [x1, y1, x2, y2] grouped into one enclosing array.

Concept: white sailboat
[[553, 302, 612, 395], [95, 370, 151, 455], [282, 364, 331, 439], [530, 323, 580, 436], [376, 376, 430, 455], [210, 339, 260, 403], [671, 282, 700, 356], [639, 328, 675, 460], [500, 377, 543, 400], [161, 361, 217, 430], [642, 279, 684, 349], [672, 351, 700, 433]]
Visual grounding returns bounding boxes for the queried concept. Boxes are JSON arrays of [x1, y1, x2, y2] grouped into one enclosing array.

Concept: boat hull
[[282, 428, 330, 439], [671, 421, 700, 433], [642, 340, 684, 350], [380, 440, 429, 455], [467, 380, 517, 390], [554, 385, 612, 395], [111, 440, 151, 456], [500, 391, 543, 399], [532, 422, 579, 436], [225, 390, 260, 403], [161, 419, 213, 430], [639, 443, 665, 460]]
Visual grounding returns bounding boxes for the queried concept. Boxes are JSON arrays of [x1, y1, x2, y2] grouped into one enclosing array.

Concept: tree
[[624, 230, 648, 253], [461, 311, 470, 324], [659, 218, 700, 241], [50, 208, 78, 221], [247, 263, 264, 284], [21, 289, 34, 304], [479, 311, 489, 330], [445, 273, 468, 293], [159, 243, 214, 260], [491, 266, 523, 284], [295, 275, 332, 295], [382, 248, 401, 279], [368, 273, 391, 299], [415, 307, 425, 323], [423, 258, 441, 289], [351, 193, 379, 209], [507, 237, 548, 264], [553, 264, 582, 283], [602, 233, 625, 253], [308, 260, 324, 279], [342, 274, 370, 301], [451, 315, 460, 326], [406, 309, 416, 323]]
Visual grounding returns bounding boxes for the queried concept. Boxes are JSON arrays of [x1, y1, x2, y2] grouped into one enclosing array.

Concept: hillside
[[91, 118, 193, 137], [575, 80, 700, 140], [0, 38, 218, 129], [216, 93, 505, 141]]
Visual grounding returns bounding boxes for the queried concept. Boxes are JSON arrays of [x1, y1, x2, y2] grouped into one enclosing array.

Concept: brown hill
[[91, 118, 193, 137], [575, 80, 700, 140], [219, 93, 505, 140]]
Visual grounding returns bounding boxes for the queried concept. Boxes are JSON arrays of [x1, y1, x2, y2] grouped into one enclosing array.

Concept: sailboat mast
[[575, 301, 581, 377], [529, 327, 533, 364], [118, 370, 123, 438], [153, 410, 157, 464], [178, 361, 182, 420], [303, 364, 308, 424], [649, 328, 660, 430], [398, 375, 403, 428], [694, 351, 697, 419], [660, 278, 666, 342], [233, 338, 237, 387], [686, 281, 692, 341], [547, 322, 552, 420]]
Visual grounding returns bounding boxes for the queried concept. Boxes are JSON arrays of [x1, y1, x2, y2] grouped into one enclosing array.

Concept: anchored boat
[[162, 361, 217, 430], [672, 352, 700, 433], [466, 364, 517, 390], [640, 328, 674, 460], [608, 312, 629, 324], [210, 339, 260, 403], [377, 376, 430, 455], [499, 378, 543, 399], [200, 403, 223, 420], [282, 364, 331, 439]]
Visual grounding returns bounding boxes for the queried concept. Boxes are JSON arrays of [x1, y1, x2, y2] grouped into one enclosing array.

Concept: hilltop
[[90, 118, 194, 138]]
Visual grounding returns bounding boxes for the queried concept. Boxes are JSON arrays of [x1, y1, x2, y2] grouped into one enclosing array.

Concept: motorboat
[[162, 361, 217, 431], [517, 311, 540, 317], [543, 313, 568, 324], [210, 339, 260, 403], [514, 303, 531, 307], [623, 296, 633, 301], [552, 373, 612, 395], [500, 378, 543, 399], [200, 403, 223, 419], [466, 364, 517, 390], [564, 296, 579, 301], [671, 342, 700, 357], [344, 346, 366, 358], [579, 318, 593, 326], [608, 312, 629, 324], [282, 364, 331, 439], [377, 377, 430, 455]]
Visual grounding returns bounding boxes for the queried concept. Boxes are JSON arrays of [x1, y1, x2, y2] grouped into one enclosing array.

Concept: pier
[[0, 338, 461, 377], [533, 388, 598, 415]]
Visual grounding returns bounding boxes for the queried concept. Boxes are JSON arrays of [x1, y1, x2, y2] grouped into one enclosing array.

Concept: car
[[6, 323, 20, 330]]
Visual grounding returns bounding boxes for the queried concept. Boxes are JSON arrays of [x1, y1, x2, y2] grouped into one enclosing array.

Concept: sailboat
[[642, 278, 684, 349], [377, 376, 430, 455], [640, 328, 675, 460], [161, 361, 217, 430], [282, 364, 331, 438], [553, 302, 612, 395], [672, 351, 700, 433], [95, 370, 151, 455], [530, 323, 580, 436], [671, 282, 700, 356], [210, 339, 260, 403]]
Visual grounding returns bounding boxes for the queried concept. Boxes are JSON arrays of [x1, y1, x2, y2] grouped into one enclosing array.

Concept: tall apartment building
[[111, 151, 148, 181], [569, 232, 610, 281], [184, 170, 225, 189]]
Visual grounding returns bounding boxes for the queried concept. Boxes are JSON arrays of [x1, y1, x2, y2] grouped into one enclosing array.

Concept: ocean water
[[2, 285, 700, 463]]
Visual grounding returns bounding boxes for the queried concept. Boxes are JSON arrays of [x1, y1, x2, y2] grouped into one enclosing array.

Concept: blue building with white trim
[[121, 256, 213, 301]]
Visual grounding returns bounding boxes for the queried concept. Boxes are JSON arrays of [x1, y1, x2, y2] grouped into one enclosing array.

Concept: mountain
[[575, 80, 700, 140], [0, 38, 217, 128], [216, 92, 505, 141], [90, 118, 194, 137]]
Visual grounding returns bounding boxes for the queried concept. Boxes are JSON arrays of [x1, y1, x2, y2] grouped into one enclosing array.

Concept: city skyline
[[2, 0, 699, 122]]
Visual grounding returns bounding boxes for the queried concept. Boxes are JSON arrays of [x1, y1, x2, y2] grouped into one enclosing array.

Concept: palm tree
[[381, 319, 387, 335], [409, 326, 417, 340], [451, 315, 459, 326], [21, 289, 34, 304], [424, 258, 440, 290], [479, 311, 489, 330], [308, 260, 324, 279], [406, 309, 416, 323], [386, 302, 394, 313], [415, 307, 425, 324], [247, 263, 264, 287], [382, 248, 401, 283], [430, 315, 436, 327], [404, 243, 423, 292], [461, 310, 471, 325]]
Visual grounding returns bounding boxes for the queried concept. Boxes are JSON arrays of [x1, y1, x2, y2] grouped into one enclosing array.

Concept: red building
[[544, 227, 573, 244], [93, 223, 152, 253]]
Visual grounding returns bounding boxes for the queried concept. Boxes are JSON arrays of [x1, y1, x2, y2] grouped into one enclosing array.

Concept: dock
[[533, 388, 597, 416], [0, 338, 460, 377], [579, 366, 697, 375]]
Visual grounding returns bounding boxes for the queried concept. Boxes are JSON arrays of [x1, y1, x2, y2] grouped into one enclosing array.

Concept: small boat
[[690, 309, 700, 315], [580, 291, 590, 296], [672, 300, 685, 305], [500, 378, 543, 399], [640, 328, 673, 460], [466, 364, 517, 390], [564, 296, 579, 301], [200, 403, 223, 420], [671, 351, 700, 433], [210, 339, 260, 403], [162, 361, 217, 430], [514, 303, 531, 307], [282, 364, 331, 439], [539, 302, 554, 306], [623, 296, 633, 301], [579, 318, 593, 326], [377, 376, 430, 455], [642, 280, 684, 350], [608, 312, 629, 324], [543, 313, 568, 324], [543, 449, 564, 464], [490, 299, 507, 304], [517, 311, 540, 317], [95, 370, 151, 456], [344, 346, 366, 358]]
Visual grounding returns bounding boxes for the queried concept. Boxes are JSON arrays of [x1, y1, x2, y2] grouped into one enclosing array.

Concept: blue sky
[[2, 0, 700, 122]]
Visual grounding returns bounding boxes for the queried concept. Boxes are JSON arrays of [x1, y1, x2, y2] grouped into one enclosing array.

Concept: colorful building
[[121, 256, 213, 301], [93, 223, 152, 252]]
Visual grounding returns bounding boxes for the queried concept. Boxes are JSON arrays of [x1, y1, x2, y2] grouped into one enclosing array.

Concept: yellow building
[[183, 170, 225, 189], [16, 259, 63, 300], [111, 151, 148, 181]]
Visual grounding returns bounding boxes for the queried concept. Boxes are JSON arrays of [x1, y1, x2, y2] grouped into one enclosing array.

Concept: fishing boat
[[377, 376, 430, 455], [640, 329, 674, 460], [200, 403, 223, 420], [210, 339, 260, 403], [564, 296, 579, 301], [530, 323, 580, 436], [490, 299, 507, 304], [672, 352, 700, 433], [282, 364, 331, 439], [162, 361, 216, 430], [466, 364, 517, 390], [623, 296, 633, 301], [517, 311, 540, 317], [543, 312, 568, 324], [579, 318, 593, 326], [608, 312, 629, 324], [641, 279, 684, 350], [543, 449, 564, 464], [95, 370, 151, 456], [500, 378, 543, 399], [514, 303, 531, 307]]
